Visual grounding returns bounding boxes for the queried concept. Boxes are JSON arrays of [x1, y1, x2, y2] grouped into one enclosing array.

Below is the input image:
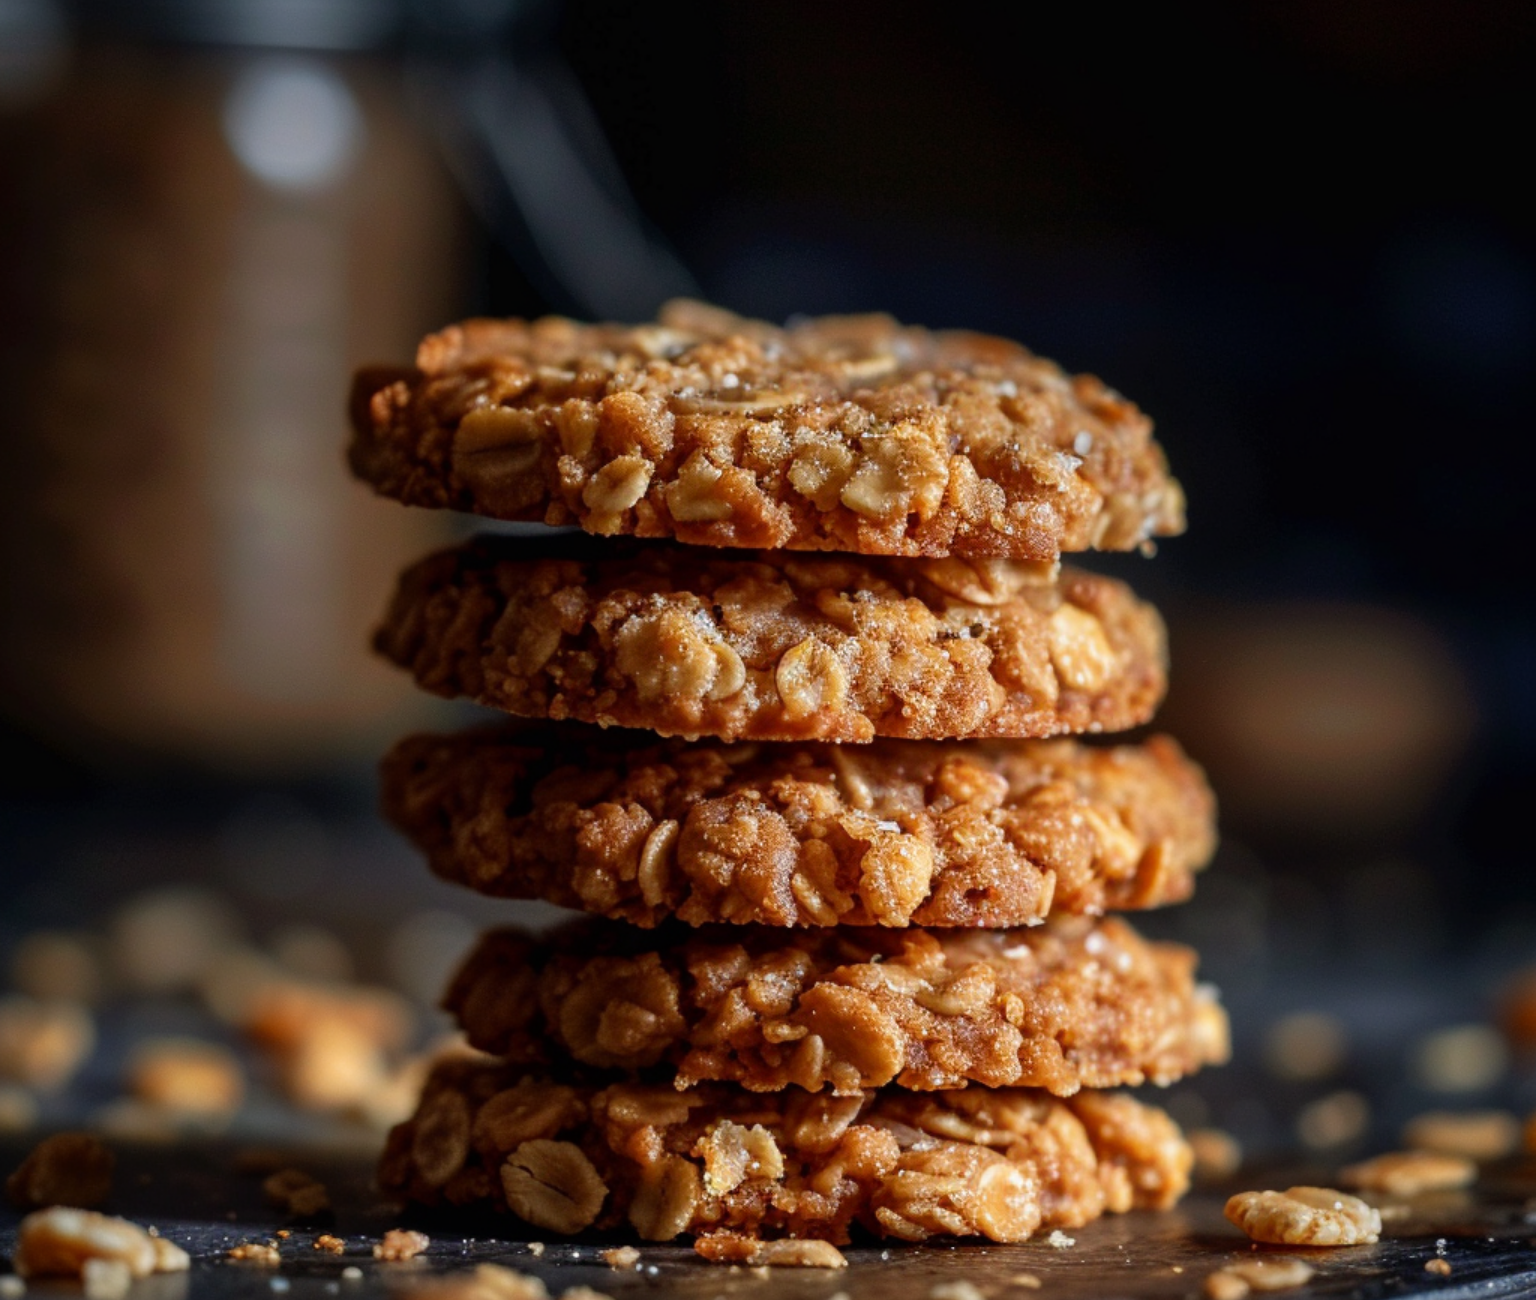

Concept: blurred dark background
[[0, 0, 1531, 1156]]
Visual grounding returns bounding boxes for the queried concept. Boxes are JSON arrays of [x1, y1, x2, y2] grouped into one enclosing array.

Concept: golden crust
[[347, 300, 1184, 561], [442, 917, 1228, 1096], [382, 728, 1216, 928], [377, 1057, 1192, 1245], [373, 538, 1167, 742]]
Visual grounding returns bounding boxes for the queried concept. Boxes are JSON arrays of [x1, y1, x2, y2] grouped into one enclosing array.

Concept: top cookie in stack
[[354, 301, 1223, 1258]]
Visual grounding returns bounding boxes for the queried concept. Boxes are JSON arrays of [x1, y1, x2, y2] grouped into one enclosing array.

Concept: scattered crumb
[[693, 1232, 845, 1268], [263, 1168, 330, 1217], [1425, 1258, 1452, 1276], [1341, 1150, 1476, 1196], [0, 996, 95, 1092], [0, 1085, 38, 1134], [5, 1132, 115, 1209], [275, 1230, 291, 1239], [227, 1242, 282, 1266], [600, 1247, 640, 1269], [929, 1283, 985, 1300], [1009, 1274, 1042, 1289], [1403, 1109, 1520, 1160], [1225, 1186, 1380, 1246], [1296, 1090, 1370, 1150], [341, 1266, 363, 1282], [374, 1230, 429, 1262], [1046, 1229, 1075, 1248], [315, 1235, 346, 1255], [1190, 1127, 1243, 1181], [81, 1258, 132, 1300], [12, 1207, 188, 1282], [129, 1038, 244, 1117], [527, 1243, 544, 1258]]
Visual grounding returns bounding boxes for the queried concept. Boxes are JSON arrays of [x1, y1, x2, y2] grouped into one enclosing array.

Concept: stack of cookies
[[349, 301, 1227, 1259]]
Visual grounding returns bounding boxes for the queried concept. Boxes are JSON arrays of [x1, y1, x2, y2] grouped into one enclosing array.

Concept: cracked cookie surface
[[383, 728, 1215, 928], [378, 1057, 1192, 1245], [349, 299, 1184, 561], [373, 537, 1166, 742], [443, 917, 1228, 1095]]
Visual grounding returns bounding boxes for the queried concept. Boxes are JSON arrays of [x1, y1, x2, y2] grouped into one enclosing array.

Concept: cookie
[[442, 917, 1228, 1095], [373, 537, 1167, 742], [382, 728, 1215, 928], [348, 299, 1185, 560], [378, 1056, 1192, 1245]]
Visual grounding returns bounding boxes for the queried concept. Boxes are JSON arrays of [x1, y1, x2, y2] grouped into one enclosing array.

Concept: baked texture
[[381, 728, 1215, 928], [348, 300, 1185, 561], [373, 537, 1166, 742], [378, 1057, 1192, 1245], [442, 917, 1228, 1095]]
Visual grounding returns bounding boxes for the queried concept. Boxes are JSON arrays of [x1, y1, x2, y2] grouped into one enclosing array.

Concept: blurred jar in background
[[0, 0, 463, 772]]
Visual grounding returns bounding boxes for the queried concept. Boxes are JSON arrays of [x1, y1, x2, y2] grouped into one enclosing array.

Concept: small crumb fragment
[[81, 1258, 132, 1300], [1225, 1186, 1380, 1246], [526, 1242, 544, 1258], [1341, 1150, 1476, 1196], [1425, 1257, 1452, 1276], [1046, 1229, 1075, 1248], [751, 1240, 846, 1268], [341, 1266, 363, 1281], [374, 1230, 429, 1262], [6, 1132, 115, 1209], [600, 1247, 640, 1270], [1190, 1127, 1243, 1181], [275, 1230, 290, 1239], [1205, 1272, 1249, 1300], [0, 996, 95, 1092], [129, 1038, 245, 1117], [929, 1284, 985, 1300], [0, 1085, 38, 1134], [263, 1167, 330, 1217], [1009, 1275, 1042, 1290], [228, 1242, 282, 1266], [1403, 1109, 1520, 1160], [315, 1235, 346, 1255], [13, 1207, 186, 1281]]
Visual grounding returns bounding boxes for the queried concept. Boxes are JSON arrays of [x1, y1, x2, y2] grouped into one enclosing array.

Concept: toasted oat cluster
[[348, 300, 1185, 562], [444, 918, 1228, 1096], [382, 729, 1215, 928], [374, 539, 1166, 742], [378, 1058, 1192, 1245]]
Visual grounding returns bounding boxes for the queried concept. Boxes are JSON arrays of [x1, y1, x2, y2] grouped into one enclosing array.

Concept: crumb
[[13, 1208, 188, 1281], [930, 1284, 986, 1300], [1340, 1150, 1476, 1196], [1046, 1229, 1075, 1248], [1205, 1273, 1249, 1300], [342, 1266, 363, 1281], [374, 1230, 429, 1262], [1425, 1258, 1452, 1276], [600, 1247, 639, 1269], [6, 1132, 114, 1209], [1403, 1109, 1520, 1160], [228, 1242, 282, 1266], [1009, 1274, 1042, 1289], [315, 1235, 346, 1255], [129, 1038, 244, 1117], [1225, 1186, 1380, 1246], [263, 1168, 330, 1217], [1190, 1128, 1243, 1181], [275, 1230, 290, 1239], [0, 996, 95, 1092]]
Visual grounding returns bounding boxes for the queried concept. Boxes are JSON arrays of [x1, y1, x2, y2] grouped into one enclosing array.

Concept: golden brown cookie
[[382, 728, 1215, 928], [378, 1057, 1192, 1245], [442, 917, 1228, 1096], [348, 299, 1185, 560], [373, 538, 1167, 742]]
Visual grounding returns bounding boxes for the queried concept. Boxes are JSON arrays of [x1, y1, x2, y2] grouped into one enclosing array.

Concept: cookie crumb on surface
[[374, 1230, 429, 1261], [1046, 1229, 1075, 1248], [315, 1234, 346, 1255], [526, 1243, 544, 1258], [1009, 1274, 1042, 1290], [1425, 1258, 1452, 1276], [929, 1283, 986, 1300], [227, 1242, 282, 1266], [1225, 1186, 1380, 1246], [5, 1132, 114, 1209], [600, 1247, 640, 1269]]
